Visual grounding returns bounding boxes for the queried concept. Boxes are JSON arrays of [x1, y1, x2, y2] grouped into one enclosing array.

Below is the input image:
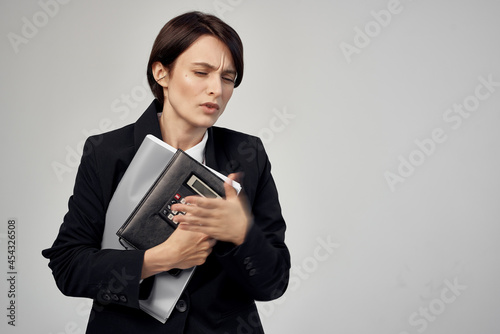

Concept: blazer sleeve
[[215, 137, 291, 301], [42, 138, 145, 309]]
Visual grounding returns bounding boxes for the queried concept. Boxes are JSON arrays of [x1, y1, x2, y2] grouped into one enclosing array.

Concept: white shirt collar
[[161, 130, 208, 164]]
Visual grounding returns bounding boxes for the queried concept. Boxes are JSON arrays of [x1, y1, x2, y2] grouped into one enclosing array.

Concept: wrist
[[233, 232, 245, 246], [142, 247, 173, 279], [233, 218, 252, 246]]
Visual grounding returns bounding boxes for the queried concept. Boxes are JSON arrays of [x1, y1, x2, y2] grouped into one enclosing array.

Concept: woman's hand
[[171, 173, 251, 246], [141, 228, 216, 279]]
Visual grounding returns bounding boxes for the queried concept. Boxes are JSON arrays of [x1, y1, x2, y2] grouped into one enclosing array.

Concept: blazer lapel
[[133, 100, 163, 153], [205, 127, 220, 172], [205, 127, 242, 176]]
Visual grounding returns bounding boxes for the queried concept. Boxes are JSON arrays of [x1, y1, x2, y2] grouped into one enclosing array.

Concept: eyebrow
[[192, 62, 236, 76]]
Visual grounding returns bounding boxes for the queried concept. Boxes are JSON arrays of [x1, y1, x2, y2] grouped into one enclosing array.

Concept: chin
[[197, 115, 221, 128]]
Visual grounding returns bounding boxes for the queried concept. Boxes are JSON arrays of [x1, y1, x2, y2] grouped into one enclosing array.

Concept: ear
[[152, 61, 169, 87]]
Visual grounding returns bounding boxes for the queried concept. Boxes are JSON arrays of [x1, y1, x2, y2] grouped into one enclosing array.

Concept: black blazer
[[42, 100, 290, 333]]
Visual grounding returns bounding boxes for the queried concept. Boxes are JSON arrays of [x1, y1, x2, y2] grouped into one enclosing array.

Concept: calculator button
[[180, 198, 186, 204], [174, 193, 181, 200]]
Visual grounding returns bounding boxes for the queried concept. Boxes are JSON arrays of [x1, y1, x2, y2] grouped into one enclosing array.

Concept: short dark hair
[[147, 11, 244, 105]]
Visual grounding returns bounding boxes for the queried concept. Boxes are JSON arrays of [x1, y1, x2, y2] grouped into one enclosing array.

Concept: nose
[[207, 74, 222, 97]]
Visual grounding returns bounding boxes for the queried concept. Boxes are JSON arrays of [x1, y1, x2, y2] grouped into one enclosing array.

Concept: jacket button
[[176, 299, 187, 313], [119, 295, 127, 303], [249, 269, 256, 276], [102, 293, 111, 302], [243, 257, 251, 265]]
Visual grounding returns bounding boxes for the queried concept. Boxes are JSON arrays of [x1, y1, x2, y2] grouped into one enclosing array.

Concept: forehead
[[176, 35, 235, 70]]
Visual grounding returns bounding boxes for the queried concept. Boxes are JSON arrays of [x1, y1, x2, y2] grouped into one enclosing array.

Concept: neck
[[159, 109, 206, 151]]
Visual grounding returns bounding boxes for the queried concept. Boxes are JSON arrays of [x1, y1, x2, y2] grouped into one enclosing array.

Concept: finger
[[203, 247, 213, 258], [173, 213, 205, 225], [172, 201, 215, 219], [183, 195, 201, 205], [224, 174, 238, 199], [228, 172, 243, 183], [184, 196, 219, 210], [173, 206, 217, 225], [177, 223, 197, 233], [207, 238, 217, 248], [198, 233, 212, 241], [200, 237, 217, 250], [178, 221, 208, 231], [170, 197, 198, 213], [171, 202, 193, 215]]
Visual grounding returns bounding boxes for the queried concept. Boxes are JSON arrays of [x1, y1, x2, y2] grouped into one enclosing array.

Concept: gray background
[[1, 0, 499, 333]]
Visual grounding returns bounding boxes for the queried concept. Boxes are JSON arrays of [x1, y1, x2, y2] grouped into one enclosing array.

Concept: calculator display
[[186, 175, 221, 199]]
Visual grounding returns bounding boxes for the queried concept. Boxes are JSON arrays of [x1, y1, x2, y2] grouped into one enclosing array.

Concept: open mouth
[[201, 103, 220, 113]]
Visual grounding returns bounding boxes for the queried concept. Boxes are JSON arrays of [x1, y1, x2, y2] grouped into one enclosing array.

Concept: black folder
[[116, 149, 226, 251]]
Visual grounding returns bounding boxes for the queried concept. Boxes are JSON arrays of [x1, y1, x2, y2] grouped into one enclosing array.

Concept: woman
[[43, 11, 290, 333]]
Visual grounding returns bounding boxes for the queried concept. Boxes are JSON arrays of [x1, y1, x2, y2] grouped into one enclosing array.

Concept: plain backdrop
[[1, 0, 499, 333]]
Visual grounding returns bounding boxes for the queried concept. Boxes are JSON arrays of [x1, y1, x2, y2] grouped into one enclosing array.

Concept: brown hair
[[147, 11, 244, 105]]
